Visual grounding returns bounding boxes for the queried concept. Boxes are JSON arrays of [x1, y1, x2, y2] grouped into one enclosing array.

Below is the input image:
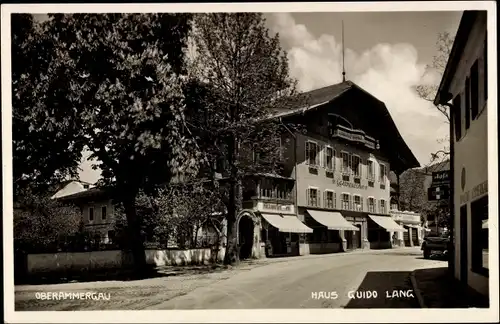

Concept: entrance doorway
[[239, 215, 254, 260], [346, 226, 362, 250], [459, 205, 468, 285]]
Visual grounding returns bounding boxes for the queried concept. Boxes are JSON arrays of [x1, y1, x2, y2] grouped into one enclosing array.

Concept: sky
[[72, 11, 462, 184]]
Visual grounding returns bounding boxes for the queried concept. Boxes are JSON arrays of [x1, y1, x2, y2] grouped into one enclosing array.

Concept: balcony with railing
[[242, 174, 296, 215], [330, 124, 379, 150]]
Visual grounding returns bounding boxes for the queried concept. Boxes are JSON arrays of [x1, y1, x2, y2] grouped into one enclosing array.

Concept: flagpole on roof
[[342, 20, 346, 82]]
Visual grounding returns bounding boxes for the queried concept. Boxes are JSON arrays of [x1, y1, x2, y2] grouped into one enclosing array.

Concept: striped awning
[[261, 214, 313, 233]]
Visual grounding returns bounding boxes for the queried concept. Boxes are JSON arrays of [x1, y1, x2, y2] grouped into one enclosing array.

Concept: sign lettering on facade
[[263, 203, 291, 212], [460, 180, 488, 204], [336, 180, 368, 190]]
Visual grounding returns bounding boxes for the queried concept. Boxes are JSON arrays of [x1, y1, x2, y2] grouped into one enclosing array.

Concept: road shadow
[[414, 267, 489, 308], [16, 263, 232, 286], [344, 271, 419, 308]]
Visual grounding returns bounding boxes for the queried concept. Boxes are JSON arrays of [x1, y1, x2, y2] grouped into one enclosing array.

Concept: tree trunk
[[223, 133, 243, 265], [123, 197, 148, 277]]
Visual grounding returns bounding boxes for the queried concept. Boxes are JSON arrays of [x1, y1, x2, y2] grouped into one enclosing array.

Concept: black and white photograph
[[2, 2, 498, 323]]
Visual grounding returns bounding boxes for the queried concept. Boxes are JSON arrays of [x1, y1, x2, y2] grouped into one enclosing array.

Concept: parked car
[[421, 232, 450, 259]]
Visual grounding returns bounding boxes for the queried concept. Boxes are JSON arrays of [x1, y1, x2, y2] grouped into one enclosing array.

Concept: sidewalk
[[411, 266, 489, 308]]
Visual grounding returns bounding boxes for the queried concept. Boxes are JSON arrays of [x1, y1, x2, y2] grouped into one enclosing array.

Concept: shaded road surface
[[15, 247, 446, 310]]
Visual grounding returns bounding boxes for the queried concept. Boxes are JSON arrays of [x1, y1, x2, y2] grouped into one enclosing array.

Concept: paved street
[[15, 247, 446, 310]]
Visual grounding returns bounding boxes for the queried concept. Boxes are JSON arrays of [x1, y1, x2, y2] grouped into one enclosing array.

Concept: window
[[367, 160, 375, 180], [325, 146, 334, 170], [353, 195, 362, 211], [101, 206, 107, 221], [325, 191, 335, 209], [306, 141, 319, 166], [379, 164, 386, 183], [471, 60, 479, 120], [352, 155, 361, 178], [341, 193, 350, 210], [471, 195, 488, 275], [341, 152, 350, 174], [88, 207, 94, 222], [368, 198, 375, 213], [379, 200, 386, 214], [307, 188, 320, 207], [465, 77, 471, 130], [83, 184, 89, 189], [453, 94, 462, 140]]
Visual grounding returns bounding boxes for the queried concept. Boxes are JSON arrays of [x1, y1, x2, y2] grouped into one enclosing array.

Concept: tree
[[13, 14, 198, 276], [113, 180, 225, 251], [415, 32, 454, 165], [11, 14, 84, 197], [187, 13, 303, 264], [399, 162, 451, 231], [14, 189, 82, 253]]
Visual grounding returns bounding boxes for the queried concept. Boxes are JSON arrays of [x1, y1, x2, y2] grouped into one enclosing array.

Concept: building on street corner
[[389, 209, 423, 247], [238, 80, 420, 257], [434, 10, 489, 297]]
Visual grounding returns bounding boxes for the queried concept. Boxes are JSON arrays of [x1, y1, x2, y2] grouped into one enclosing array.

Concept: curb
[[410, 271, 427, 308]]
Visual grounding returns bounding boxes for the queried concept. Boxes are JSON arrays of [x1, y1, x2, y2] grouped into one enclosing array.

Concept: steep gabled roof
[[272, 81, 420, 172], [272, 82, 352, 118]]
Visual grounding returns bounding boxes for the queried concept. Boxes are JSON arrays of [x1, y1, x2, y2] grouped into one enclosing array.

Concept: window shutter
[[306, 188, 310, 206], [316, 144, 321, 166], [317, 190, 321, 207], [374, 199, 377, 213], [333, 192, 337, 208], [305, 142, 310, 165], [323, 148, 328, 169], [333, 150, 337, 170], [323, 191, 327, 208]]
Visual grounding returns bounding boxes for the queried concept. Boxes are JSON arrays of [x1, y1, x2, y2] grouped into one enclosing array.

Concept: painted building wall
[[446, 12, 488, 296], [291, 132, 391, 213], [81, 199, 116, 241]]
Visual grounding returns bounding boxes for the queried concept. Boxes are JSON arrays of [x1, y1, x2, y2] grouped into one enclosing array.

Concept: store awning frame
[[369, 215, 406, 232], [307, 210, 359, 231], [261, 213, 313, 233]]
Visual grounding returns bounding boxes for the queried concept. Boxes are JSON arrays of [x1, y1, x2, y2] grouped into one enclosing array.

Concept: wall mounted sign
[[432, 171, 450, 185], [263, 203, 291, 212], [336, 180, 368, 190], [427, 185, 450, 201]]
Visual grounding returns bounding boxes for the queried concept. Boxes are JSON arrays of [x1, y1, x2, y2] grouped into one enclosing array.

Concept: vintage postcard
[[1, 1, 498, 323]]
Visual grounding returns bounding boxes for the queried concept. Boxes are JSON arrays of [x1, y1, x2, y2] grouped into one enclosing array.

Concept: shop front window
[[471, 195, 488, 276]]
